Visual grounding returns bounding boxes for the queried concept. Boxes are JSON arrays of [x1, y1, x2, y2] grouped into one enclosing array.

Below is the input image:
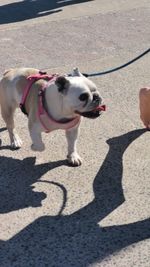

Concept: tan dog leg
[[29, 122, 45, 152], [1, 104, 22, 149], [66, 126, 82, 166]]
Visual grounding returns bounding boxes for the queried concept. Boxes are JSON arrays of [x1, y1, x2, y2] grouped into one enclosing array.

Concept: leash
[[38, 180, 67, 215], [81, 48, 150, 77]]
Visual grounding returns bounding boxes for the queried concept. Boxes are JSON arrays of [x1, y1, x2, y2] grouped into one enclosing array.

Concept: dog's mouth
[[76, 105, 106, 119]]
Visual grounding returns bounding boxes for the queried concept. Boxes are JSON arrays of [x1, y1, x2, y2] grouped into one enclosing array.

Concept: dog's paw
[[67, 152, 82, 166], [31, 142, 45, 152], [11, 134, 22, 149]]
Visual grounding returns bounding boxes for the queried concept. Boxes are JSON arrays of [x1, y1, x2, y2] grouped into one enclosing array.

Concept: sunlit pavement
[[0, 1, 150, 266]]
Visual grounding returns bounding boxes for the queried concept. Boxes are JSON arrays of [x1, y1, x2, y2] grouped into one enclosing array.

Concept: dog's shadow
[[0, 155, 67, 213], [0, 129, 150, 266]]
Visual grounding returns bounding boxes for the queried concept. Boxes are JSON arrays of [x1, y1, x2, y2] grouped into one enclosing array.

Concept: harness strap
[[20, 72, 57, 115], [37, 86, 81, 133], [20, 71, 81, 133]]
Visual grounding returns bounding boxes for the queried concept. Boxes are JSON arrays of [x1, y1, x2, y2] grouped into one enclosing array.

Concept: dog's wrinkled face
[[55, 70, 102, 119]]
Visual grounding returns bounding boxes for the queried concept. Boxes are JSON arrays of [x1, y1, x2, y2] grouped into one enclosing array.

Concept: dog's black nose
[[93, 94, 101, 103]]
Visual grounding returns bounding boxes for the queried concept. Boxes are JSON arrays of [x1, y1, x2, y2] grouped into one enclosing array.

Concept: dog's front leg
[[66, 125, 82, 166], [29, 122, 45, 152]]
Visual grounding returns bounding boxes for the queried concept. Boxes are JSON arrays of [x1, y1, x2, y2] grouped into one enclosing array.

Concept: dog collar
[[20, 71, 81, 132], [38, 87, 81, 132]]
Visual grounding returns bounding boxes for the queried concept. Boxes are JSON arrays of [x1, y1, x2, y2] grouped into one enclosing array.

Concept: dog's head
[[55, 68, 103, 119]]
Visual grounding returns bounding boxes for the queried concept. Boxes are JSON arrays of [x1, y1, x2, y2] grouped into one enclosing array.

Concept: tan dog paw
[[31, 143, 45, 152], [11, 134, 22, 149]]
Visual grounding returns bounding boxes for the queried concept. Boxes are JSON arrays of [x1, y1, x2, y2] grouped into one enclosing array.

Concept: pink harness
[[20, 72, 80, 133]]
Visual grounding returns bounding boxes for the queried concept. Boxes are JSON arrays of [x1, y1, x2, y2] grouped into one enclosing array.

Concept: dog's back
[[0, 68, 39, 106]]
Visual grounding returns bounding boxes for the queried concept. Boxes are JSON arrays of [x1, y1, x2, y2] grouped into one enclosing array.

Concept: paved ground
[[0, 0, 150, 266]]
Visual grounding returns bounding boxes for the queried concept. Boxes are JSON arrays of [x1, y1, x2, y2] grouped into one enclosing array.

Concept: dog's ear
[[72, 67, 84, 77], [55, 76, 70, 94]]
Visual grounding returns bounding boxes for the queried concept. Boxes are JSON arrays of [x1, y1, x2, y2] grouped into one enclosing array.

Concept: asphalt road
[[0, 1, 150, 266]]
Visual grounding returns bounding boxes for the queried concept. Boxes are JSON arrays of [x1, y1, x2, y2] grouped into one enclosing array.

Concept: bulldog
[[0, 67, 103, 166]]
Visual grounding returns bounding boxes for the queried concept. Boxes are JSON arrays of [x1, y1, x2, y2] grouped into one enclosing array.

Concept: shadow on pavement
[[0, 129, 149, 266], [0, 157, 67, 213], [0, 0, 94, 25]]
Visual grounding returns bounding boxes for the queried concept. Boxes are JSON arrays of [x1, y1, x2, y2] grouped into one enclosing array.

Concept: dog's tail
[[3, 69, 13, 76], [0, 69, 12, 90]]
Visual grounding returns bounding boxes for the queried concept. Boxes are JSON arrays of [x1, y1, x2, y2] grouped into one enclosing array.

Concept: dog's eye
[[79, 93, 89, 101]]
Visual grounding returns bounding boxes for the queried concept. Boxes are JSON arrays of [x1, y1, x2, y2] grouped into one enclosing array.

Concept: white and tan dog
[[0, 67, 102, 166]]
